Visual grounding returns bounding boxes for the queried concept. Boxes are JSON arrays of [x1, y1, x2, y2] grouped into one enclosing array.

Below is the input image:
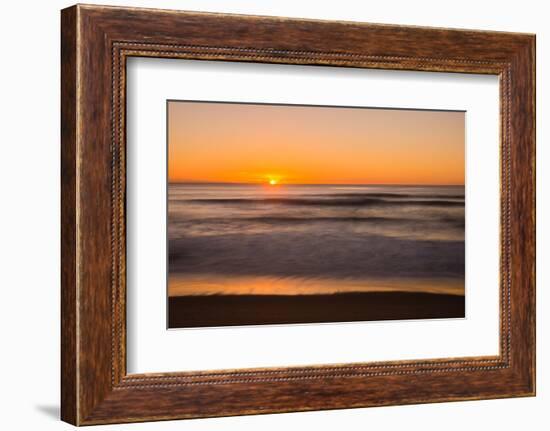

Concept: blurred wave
[[168, 183, 465, 296]]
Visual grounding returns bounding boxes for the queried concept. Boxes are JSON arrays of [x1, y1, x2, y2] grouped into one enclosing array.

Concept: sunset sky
[[168, 101, 464, 185]]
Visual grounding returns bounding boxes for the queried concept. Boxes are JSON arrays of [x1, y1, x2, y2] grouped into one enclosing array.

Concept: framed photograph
[[61, 4, 535, 425]]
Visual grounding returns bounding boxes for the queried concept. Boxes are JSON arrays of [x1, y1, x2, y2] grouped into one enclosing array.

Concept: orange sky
[[168, 101, 464, 185]]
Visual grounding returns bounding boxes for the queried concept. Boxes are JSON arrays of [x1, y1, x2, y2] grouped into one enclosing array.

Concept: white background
[[0, 0, 547, 430], [127, 59, 500, 373]]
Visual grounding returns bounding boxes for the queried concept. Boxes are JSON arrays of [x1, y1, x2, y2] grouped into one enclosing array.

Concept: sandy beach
[[168, 291, 465, 328]]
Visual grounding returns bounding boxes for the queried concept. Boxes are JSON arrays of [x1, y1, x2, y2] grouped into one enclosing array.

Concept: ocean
[[167, 183, 465, 298]]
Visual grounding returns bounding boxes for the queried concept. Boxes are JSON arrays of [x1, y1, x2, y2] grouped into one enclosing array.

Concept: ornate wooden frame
[[61, 4, 535, 425]]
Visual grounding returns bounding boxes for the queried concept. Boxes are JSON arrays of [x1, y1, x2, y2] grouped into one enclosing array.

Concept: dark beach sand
[[168, 291, 465, 328]]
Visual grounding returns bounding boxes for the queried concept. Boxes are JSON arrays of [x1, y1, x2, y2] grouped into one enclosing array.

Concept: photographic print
[[167, 101, 465, 328]]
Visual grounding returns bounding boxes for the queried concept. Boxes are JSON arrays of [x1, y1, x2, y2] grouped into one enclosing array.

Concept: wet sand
[[168, 291, 465, 328]]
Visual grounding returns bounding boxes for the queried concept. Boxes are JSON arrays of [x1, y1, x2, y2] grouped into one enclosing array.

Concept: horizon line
[[168, 180, 465, 187]]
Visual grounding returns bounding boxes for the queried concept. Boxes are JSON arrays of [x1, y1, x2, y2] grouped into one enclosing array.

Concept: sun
[[269, 179, 278, 185]]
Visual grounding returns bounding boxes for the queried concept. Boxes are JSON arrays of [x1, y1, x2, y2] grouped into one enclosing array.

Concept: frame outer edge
[[521, 34, 536, 395], [531, 34, 536, 396], [527, 35, 536, 396], [61, 4, 79, 426], [502, 34, 536, 396]]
